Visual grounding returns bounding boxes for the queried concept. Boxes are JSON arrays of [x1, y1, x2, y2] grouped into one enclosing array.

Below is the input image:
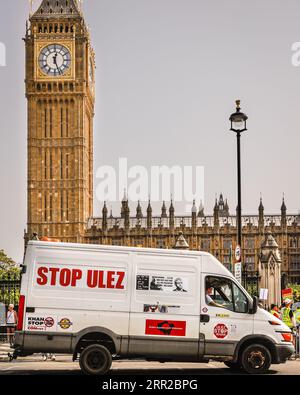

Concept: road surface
[[0, 355, 299, 375]]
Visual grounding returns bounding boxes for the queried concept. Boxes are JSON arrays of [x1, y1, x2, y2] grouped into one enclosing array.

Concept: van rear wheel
[[241, 344, 271, 374], [79, 344, 112, 375]]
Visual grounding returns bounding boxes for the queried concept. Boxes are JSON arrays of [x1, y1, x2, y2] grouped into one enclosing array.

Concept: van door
[[200, 274, 254, 357], [128, 253, 201, 360]]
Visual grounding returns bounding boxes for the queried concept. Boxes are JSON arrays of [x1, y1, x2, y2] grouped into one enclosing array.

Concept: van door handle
[[200, 314, 210, 323]]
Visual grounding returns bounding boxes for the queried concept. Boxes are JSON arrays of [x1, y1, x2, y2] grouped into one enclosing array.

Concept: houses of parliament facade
[[25, 0, 300, 286]]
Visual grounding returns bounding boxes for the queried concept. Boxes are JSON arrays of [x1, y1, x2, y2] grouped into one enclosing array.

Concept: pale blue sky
[[1, 0, 300, 262]]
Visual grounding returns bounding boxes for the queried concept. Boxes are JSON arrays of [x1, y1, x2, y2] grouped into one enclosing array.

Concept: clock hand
[[56, 63, 61, 75], [53, 53, 58, 66], [52, 54, 62, 75]]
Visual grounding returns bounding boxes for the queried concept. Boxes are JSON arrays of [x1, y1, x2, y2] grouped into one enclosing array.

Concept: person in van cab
[[205, 285, 227, 309]]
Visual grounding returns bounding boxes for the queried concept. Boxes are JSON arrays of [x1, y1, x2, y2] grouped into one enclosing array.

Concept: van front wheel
[[241, 344, 271, 374], [79, 344, 112, 375]]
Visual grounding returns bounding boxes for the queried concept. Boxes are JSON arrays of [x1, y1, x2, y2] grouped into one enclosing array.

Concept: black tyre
[[241, 344, 271, 374], [224, 361, 243, 372], [79, 344, 112, 375]]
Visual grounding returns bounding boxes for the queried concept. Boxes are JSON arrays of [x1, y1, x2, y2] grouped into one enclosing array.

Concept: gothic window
[[65, 153, 69, 179], [61, 193, 64, 221], [245, 255, 255, 272], [134, 239, 144, 247], [49, 194, 53, 222], [289, 237, 298, 248], [66, 107, 69, 137], [49, 151, 53, 179], [245, 237, 255, 249], [66, 190, 69, 222], [44, 150, 47, 179], [290, 255, 300, 271], [49, 107, 52, 137], [60, 151, 63, 179], [60, 108, 63, 137], [201, 238, 210, 251], [223, 255, 232, 272], [223, 238, 232, 250], [157, 239, 165, 249], [44, 195, 47, 222], [44, 108, 47, 138]]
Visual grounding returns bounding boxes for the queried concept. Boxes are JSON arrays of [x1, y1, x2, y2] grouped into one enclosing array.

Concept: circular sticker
[[58, 318, 72, 330], [45, 317, 54, 328], [214, 323, 228, 339], [202, 307, 208, 313]]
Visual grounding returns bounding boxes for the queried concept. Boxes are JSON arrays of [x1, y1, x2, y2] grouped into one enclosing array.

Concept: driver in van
[[205, 285, 226, 308]]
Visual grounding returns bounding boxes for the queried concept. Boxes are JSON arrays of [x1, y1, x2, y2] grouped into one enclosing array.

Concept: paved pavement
[[0, 353, 299, 375]]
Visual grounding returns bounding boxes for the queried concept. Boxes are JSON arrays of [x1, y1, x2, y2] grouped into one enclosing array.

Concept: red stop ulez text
[[36, 267, 125, 289]]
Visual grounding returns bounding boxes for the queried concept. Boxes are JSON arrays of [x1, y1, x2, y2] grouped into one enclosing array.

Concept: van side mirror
[[249, 296, 258, 314]]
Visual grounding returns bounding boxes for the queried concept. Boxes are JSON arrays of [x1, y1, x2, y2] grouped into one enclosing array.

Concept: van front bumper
[[274, 343, 294, 363]]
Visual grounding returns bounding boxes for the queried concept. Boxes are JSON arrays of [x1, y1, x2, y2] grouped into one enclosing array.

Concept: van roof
[[27, 241, 233, 277], [28, 240, 212, 257]]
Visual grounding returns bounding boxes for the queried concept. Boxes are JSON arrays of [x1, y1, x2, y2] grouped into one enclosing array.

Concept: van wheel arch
[[233, 336, 277, 364], [73, 328, 119, 359]]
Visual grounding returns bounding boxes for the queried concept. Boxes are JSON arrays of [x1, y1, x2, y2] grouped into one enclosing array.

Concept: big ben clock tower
[[25, 0, 95, 243]]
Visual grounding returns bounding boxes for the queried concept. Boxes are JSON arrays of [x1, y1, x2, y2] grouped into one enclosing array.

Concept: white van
[[14, 241, 294, 375]]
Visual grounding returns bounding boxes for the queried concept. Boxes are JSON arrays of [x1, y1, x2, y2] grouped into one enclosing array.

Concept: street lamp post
[[229, 100, 248, 287]]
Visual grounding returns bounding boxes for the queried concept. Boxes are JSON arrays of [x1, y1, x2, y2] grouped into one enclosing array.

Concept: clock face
[[39, 44, 71, 77]]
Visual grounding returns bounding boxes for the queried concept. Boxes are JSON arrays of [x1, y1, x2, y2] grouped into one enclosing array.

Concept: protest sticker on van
[[145, 319, 186, 336], [35, 265, 126, 291], [136, 274, 189, 293], [58, 317, 73, 331], [136, 275, 149, 290], [213, 323, 228, 339], [26, 315, 57, 332], [143, 304, 180, 313]]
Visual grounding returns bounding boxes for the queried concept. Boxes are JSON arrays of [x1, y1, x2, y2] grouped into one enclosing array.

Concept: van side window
[[205, 276, 248, 314]]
